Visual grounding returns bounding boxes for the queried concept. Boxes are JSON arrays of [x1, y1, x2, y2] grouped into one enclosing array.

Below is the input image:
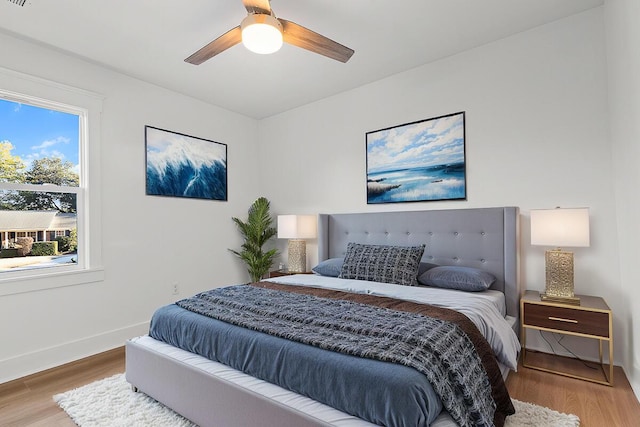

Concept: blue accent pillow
[[312, 257, 344, 277], [418, 262, 438, 276], [418, 266, 496, 291], [339, 243, 426, 287]]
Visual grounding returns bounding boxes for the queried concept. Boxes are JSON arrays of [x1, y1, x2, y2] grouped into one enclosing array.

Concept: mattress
[[150, 293, 445, 425], [129, 335, 460, 427]]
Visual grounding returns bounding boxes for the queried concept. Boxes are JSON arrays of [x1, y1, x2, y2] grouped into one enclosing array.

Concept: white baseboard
[[0, 321, 149, 384]]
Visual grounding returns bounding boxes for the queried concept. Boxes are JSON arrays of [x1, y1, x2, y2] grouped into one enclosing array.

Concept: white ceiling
[[0, 0, 603, 119]]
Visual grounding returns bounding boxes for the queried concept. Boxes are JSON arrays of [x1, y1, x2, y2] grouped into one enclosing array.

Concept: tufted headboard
[[317, 207, 521, 320]]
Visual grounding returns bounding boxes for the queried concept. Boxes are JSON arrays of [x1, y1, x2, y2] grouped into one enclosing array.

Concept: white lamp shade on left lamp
[[277, 215, 317, 273]]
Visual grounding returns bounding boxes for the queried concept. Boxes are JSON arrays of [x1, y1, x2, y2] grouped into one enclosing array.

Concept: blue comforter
[[149, 303, 443, 427]]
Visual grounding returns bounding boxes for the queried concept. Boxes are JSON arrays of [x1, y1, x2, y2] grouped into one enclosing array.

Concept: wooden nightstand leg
[[599, 338, 614, 386], [609, 339, 614, 386], [599, 339, 603, 365], [521, 325, 527, 366]]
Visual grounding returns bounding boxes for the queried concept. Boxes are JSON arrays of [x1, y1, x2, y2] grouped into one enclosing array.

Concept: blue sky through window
[[0, 98, 79, 170]]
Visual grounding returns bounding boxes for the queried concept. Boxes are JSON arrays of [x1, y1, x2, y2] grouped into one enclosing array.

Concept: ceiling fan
[[185, 0, 354, 65]]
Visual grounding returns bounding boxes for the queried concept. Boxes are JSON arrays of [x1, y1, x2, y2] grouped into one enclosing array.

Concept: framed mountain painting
[[145, 126, 227, 201], [366, 112, 466, 204]]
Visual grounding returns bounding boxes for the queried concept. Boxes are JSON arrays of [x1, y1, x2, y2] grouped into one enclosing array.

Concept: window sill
[[0, 267, 105, 296]]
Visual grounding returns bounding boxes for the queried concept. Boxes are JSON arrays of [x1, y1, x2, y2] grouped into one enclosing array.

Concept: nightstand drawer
[[523, 303, 610, 338]]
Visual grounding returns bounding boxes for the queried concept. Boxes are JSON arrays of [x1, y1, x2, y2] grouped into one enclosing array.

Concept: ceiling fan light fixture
[[241, 14, 283, 55]]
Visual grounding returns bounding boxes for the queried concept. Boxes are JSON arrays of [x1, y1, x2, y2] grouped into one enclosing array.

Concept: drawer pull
[[548, 316, 578, 324]]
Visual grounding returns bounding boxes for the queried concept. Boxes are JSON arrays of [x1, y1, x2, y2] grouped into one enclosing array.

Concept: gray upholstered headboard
[[317, 207, 521, 320]]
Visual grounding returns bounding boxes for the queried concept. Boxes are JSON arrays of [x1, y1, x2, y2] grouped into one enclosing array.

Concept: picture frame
[[366, 111, 466, 204], [145, 126, 227, 201]]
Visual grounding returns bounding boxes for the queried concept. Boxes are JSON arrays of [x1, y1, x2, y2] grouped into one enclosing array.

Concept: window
[[0, 96, 82, 273], [0, 67, 103, 295]]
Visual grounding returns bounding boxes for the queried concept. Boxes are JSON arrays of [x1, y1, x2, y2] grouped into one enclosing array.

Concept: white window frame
[[0, 66, 104, 295]]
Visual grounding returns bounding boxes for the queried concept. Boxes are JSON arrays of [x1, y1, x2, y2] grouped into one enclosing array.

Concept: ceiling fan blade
[[184, 26, 242, 65], [242, 0, 272, 15], [279, 19, 354, 63]]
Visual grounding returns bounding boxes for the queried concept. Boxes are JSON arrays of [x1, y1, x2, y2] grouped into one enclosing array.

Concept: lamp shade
[[241, 14, 283, 54], [530, 208, 590, 247], [277, 215, 317, 239]]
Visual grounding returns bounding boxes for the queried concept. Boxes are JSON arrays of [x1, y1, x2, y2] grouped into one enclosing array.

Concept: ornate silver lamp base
[[287, 239, 306, 273], [542, 249, 580, 305]]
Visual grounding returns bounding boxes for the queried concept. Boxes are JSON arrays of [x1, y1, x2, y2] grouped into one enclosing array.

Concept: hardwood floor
[[1, 347, 639, 426], [0, 347, 124, 427], [506, 351, 640, 427]]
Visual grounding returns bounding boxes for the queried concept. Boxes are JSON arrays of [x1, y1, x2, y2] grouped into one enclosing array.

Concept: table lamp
[[530, 207, 590, 305], [277, 215, 316, 273]]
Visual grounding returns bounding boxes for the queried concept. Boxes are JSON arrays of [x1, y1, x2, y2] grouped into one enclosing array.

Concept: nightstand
[[521, 290, 613, 386], [268, 270, 312, 278]]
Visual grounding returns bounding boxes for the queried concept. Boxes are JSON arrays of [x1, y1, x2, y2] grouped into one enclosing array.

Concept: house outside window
[[0, 68, 104, 295]]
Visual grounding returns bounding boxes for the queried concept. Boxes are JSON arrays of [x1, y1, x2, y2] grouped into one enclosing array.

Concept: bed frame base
[[126, 338, 331, 427]]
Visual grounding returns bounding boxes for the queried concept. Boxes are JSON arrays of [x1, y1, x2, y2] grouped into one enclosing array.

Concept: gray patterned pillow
[[339, 243, 426, 286]]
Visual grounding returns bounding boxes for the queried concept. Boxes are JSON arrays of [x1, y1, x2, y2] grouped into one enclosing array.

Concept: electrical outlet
[[172, 282, 179, 295]]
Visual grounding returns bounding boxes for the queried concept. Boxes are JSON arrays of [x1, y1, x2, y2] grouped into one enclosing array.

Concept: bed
[[126, 206, 521, 427]]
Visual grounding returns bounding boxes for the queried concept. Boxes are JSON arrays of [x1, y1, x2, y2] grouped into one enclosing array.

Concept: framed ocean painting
[[366, 112, 466, 204], [145, 126, 227, 201]]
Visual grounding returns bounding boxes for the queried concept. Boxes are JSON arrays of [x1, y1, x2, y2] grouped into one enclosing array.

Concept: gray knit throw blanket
[[177, 284, 497, 427]]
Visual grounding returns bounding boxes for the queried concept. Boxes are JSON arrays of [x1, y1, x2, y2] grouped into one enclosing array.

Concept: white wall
[[260, 8, 627, 367], [605, 0, 640, 395], [0, 32, 260, 382]]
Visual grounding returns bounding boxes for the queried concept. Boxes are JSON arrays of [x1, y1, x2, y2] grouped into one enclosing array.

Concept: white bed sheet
[[265, 274, 520, 370]]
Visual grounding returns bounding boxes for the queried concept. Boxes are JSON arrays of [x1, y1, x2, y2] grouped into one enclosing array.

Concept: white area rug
[[507, 399, 580, 427], [54, 373, 580, 427]]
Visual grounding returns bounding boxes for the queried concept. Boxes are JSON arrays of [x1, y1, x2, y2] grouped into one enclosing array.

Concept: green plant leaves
[[229, 197, 279, 282]]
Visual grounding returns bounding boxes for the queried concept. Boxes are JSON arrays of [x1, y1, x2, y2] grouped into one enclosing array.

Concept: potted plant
[[229, 197, 279, 282]]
